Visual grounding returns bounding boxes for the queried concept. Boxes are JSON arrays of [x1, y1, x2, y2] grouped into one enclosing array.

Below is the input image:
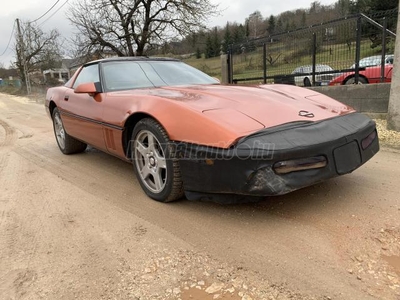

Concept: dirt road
[[0, 93, 399, 300]]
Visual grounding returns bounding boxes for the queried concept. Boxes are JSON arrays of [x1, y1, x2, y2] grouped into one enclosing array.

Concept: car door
[[59, 63, 107, 151]]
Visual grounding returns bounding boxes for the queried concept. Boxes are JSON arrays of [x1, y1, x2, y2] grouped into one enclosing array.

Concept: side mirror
[[74, 82, 101, 95]]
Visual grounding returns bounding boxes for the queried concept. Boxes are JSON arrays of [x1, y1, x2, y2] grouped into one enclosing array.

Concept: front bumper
[[176, 113, 379, 203]]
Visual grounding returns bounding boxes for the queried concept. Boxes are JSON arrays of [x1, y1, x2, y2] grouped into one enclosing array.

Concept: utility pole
[[16, 18, 31, 94], [387, 2, 400, 131]]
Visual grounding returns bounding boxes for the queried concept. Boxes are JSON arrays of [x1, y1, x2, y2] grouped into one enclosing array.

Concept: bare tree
[[67, 0, 219, 57], [246, 11, 264, 38], [14, 21, 61, 89]]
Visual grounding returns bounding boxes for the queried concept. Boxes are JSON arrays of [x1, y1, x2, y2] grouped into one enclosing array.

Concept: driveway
[[0, 93, 399, 300]]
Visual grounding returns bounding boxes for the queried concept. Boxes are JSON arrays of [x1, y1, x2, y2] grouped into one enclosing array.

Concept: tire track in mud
[[0, 119, 17, 181], [0, 120, 18, 234], [0, 119, 17, 148]]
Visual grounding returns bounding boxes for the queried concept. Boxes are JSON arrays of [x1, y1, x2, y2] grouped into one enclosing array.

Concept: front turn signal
[[274, 156, 327, 175]]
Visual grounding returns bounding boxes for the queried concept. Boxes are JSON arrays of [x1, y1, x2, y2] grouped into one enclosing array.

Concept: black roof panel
[[84, 56, 180, 66]]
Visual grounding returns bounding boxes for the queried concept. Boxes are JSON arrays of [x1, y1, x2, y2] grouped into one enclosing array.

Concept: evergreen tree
[[369, 0, 398, 11], [196, 47, 202, 59], [301, 11, 307, 27], [191, 33, 197, 48], [205, 34, 213, 58], [268, 15, 276, 35], [212, 27, 221, 57], [349, 0, 369, 13], [276, 18, 283, 34], [245, 21, 250, 38], [337, 0, 352, 16], [223, 22, 232, 53], [232, 25, 246, 54]]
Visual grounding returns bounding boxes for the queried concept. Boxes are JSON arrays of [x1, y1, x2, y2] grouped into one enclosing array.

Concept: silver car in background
[[350, 55, 394, 69], [292, 64, 335, 87]]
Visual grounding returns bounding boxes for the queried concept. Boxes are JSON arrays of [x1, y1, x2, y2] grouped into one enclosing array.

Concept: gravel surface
[[1, 94, 399, 300], [111, 247, 316, 300], [375, 119, 400, 149]]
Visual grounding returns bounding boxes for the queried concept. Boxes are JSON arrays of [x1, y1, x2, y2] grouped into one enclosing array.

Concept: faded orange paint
[[46, 67, 355, 160]]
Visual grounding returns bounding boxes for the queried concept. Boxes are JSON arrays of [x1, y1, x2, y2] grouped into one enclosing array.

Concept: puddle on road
[[382, 254, 400, 276], [181, 288, 241, 300]]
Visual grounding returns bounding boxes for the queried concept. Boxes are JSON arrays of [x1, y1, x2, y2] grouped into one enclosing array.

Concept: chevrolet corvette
[[45, 57, 379, 203]]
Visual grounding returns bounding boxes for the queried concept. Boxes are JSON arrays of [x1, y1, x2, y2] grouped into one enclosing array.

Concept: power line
[[39, 0, 70, 27], [0, 20, 16, 57], [31, 0, 61, 23]]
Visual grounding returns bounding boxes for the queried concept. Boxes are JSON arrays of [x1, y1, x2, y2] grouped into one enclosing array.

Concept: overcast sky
[[0, 0, 337, 67]]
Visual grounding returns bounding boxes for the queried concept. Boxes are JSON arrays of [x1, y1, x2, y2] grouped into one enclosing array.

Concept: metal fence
[[227, 9, 397, 86], [0, 79, 22, 87]]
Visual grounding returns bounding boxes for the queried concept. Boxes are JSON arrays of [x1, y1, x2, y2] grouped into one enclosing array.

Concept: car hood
[[145, 84, 355, 130]]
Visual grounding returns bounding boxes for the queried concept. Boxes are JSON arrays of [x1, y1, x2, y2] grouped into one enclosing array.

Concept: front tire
[[131, 118, 184, 202], [52, 107, 87, 154]]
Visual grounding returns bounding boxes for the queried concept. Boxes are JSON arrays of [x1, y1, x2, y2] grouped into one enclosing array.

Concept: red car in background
[[329, 64, 393, 85]]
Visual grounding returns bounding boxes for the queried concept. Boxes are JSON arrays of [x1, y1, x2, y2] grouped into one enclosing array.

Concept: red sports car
[[45, 57, 379, 203], [329, 64, 393, 85]]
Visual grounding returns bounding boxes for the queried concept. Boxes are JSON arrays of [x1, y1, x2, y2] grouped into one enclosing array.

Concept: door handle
[[64, 95, 69, 101]]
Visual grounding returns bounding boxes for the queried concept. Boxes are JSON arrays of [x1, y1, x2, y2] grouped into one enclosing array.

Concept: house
[[43, 51, 118, 83]]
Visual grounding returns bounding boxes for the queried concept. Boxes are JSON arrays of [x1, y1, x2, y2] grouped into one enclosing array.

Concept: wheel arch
[[303, 77, 312, 86], [122, 112, 166, 158], [344, 74, 369, 84], [120, 98, 240, 151], [49, 101, 57, 118]]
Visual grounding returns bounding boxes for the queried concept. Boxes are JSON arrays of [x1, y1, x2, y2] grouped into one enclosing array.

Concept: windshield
[[101, 60, 218, 91], [350, 55, 394, 69], [292, 65, 332, 74]]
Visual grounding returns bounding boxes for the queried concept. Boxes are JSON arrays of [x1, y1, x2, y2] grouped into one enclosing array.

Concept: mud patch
[[382, 255, 400, 277], [133, 224, 147, 238]]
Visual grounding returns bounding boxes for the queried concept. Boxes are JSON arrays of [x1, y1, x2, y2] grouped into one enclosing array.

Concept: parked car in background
[[350, 54, 394, 69], [292, 65, 335, 87], [329, 64, 393, 85]]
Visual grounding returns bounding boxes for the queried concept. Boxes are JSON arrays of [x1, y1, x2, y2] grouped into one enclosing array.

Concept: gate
[[227, 9, 397, 86]]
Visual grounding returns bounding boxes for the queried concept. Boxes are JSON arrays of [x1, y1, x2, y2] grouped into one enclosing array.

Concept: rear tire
[[52, 108, 87, 154], [345, 76, 368, 85], [131, 118, 184, 202]]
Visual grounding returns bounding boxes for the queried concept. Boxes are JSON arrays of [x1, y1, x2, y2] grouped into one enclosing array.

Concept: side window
[[73, 64, 100, 89], [102, 62, 154, 91]]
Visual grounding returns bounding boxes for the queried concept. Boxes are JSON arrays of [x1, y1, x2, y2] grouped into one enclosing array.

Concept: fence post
[[221, 54, 229, 84], [263, 43, 267, 84], [381, 17, 388, 83], [355, 16, 362, 84], [228, 45, 233, 84], [312, 33, 317, 86]]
